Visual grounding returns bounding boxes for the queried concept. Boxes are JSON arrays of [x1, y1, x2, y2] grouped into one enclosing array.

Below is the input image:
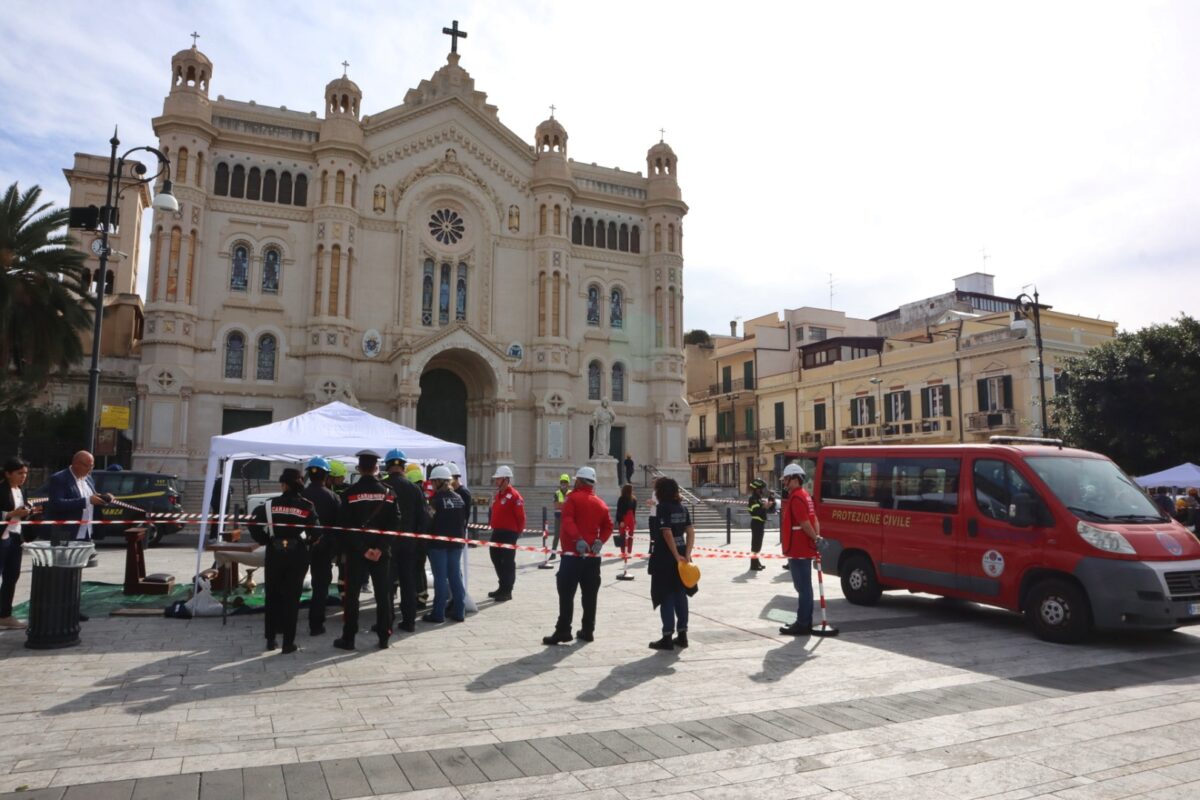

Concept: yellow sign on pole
[[100, 404, 131, 430]]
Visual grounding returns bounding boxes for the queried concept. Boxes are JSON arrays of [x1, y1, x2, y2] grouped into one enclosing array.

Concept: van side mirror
[[1010, 493, 1035, 528]]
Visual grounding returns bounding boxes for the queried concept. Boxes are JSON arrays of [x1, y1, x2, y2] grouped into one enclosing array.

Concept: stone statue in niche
[[507, 204, 520, 232], [592, 399, 615, 459], [373, 184, 386, 214]]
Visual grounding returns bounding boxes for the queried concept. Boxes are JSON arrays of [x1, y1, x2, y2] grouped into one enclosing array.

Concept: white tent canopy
[[195, 401, 467, 587], [1134, 462, 1200, 490]]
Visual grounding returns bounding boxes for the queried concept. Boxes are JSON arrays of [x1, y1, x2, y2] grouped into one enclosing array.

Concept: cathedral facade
[[122, 41, 689, 487]]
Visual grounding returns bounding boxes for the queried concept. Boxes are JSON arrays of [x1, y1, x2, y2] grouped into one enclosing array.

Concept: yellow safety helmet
[[328, 460, 348, 479], [677, 561, 701, 589]]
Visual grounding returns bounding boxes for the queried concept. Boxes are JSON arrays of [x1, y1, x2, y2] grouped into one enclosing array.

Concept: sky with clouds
[[1, 0, 1195, 334]]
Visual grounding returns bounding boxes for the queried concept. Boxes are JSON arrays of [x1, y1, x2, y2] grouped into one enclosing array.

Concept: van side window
[[973, 459, 1033, 522], [821, 457, 886, 505], [888, 458, 960, 514]]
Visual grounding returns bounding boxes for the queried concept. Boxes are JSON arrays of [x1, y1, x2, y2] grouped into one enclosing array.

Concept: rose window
[[429, 208, 465, 245]]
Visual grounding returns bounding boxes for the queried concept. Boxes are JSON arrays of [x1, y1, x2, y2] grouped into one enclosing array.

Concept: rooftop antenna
[[981, 245, 990, 270], [828, 272, 835, 309]]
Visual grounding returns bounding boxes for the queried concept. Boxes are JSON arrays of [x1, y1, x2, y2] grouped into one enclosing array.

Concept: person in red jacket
[[779, 463, 821, 636], [487, 465, 525, 602], [543, 466, 612, 645]]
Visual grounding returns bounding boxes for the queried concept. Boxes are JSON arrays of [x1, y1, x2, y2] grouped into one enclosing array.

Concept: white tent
[[194, 401, 468, 597], [1134, 462, 1200, 490]]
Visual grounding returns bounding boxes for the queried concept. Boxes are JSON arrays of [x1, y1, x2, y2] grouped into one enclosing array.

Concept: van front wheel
[[840, 554, 882, 605], [1026, 579, 1091, 643]]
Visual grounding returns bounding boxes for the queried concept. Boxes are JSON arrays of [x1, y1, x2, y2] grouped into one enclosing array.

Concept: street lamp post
[[1013, 290, 1048, 434], [83, 127, 177, 453], [869, 377, 883, 442]]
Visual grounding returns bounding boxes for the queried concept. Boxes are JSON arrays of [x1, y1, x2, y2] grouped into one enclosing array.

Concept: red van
[[815, 438, 1200, 642]]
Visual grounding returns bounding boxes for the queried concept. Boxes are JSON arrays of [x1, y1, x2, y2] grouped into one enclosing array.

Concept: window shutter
[[901, 391, 911, 420], [921, 388, 931, 418], [1002, 376, 1014, 409], [850, 401, 860, 426], [977, 378, 988, 412], [867, 396, 876, 423], [814, 404, 826, 431], [884, 394, 894, 423], [941, 385, 952, 416]]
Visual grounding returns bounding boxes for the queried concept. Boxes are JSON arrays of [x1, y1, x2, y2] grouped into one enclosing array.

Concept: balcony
[[687, 437, 713, 453], [714, 431, 756, 446], [757, 426, 792, 443], [920, 416, 954, 434], [706, 378, 747, 397], [841, 424, 879, 441], [967, 408, 1018, 433], [800, 431, 827, 446]]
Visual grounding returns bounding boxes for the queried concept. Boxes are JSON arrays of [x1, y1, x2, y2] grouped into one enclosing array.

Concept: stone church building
[[77, 36, 690, 487]]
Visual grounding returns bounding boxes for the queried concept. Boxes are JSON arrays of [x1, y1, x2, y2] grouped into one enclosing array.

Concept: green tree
[[1051, 315, 1200, 475], [0, 183, 91, 411], [684, 329, 712, 346]]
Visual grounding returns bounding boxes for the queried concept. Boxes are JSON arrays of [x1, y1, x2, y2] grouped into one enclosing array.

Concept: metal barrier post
[[726, 506, 732, 546], [538, 506, 554, 569]]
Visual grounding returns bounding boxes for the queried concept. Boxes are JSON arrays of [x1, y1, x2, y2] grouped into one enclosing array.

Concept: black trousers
[[490, 529, 519, 592], [307, 535, 338, 632], [0, 533, 23, 618], [391, 539, 421, 625], [342, 555, 392, 639], [750, 520, 766, 555], [264, 539, 309, 645], [554, 554, 601, 635]]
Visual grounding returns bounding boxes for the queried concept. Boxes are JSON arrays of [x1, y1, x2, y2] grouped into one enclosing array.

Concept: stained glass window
[[610, 288, 623, 329], [456, 262, 467, 321], [256, 334, 276, 380], [422, 259, 434, 326], [439, 263, 451, 325], [587, 285, 601, 326], [429, 208, 465, 245], [612, 363, 625, 402], [588, 360, 602, 401], [230, 246, 248, 291], [262, 249, 280, 293], [224, 332, 245, 379]]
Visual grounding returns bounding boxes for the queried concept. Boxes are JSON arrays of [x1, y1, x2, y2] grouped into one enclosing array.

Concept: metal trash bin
[[24, 542, 95, 650]]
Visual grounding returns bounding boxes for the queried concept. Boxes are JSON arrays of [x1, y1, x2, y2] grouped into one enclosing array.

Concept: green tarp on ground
[[11, 581, 340, 618]]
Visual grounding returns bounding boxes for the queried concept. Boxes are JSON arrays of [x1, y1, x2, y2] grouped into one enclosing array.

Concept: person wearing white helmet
[[542, 465, 613, 645], [779, 463, 822, 636], [448, 463, 473, 542], [487, 464, 525, 602], [422, 464, 468, 624]]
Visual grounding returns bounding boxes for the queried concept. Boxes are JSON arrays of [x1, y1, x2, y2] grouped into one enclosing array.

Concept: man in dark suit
[[46, 451, 111, 546]]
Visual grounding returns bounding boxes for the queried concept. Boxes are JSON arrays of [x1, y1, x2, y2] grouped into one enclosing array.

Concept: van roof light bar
[[989, 435, 1064, 449]]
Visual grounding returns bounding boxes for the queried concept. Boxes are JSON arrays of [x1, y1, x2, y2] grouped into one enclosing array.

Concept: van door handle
[[967, 519, 978, 538], [942, 517, 952, 536]]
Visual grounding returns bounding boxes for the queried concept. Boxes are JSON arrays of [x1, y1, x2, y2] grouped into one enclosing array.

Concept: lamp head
[[152, 180, 180, 212]]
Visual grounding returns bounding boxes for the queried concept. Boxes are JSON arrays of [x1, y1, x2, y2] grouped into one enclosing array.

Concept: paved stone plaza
[[1, 530, 1199, 800]]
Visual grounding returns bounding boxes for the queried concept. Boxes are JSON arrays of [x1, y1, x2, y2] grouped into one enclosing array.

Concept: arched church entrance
[[417, 369, 467, 445]]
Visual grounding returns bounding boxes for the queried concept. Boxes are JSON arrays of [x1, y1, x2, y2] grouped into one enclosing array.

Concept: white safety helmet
[[447, 462, 461, 477], [782, 463, 807, 482], [492, 465, 514, 479], [429, 465, 453, 481], [575, 466, 597, 483]]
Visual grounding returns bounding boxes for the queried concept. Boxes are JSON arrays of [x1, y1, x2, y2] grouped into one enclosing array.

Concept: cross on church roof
[[190, 31, 200, 47], [659, 128, 666, 142], [442, 19, 468, 54], [549, 104, 556, 119], [341, 60, 349, 77]]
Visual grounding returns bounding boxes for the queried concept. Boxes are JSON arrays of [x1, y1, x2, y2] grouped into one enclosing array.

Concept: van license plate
[[1190, 603, 1200, 616]]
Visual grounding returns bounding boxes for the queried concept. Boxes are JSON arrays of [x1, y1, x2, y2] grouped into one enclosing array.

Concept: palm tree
[[0, 182, 91, 410]]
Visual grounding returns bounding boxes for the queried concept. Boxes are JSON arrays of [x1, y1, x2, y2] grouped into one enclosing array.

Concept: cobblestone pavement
[[1, 531, 1199, 799]]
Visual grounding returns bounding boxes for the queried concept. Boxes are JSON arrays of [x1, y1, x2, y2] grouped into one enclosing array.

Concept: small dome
[[647, 140, 677, 179], [535, 117, 568, 155], [170, 45, 212, 96], [325, 75, 362, 119], [172, 45, 212, 68], [325, 76, 362, 97]]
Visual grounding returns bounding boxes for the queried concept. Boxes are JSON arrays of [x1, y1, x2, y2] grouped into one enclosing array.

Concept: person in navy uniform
[[248, 468, 316, 654], [334, 450, 399, 650], [423, 465, 468, 623], [383, 448, 429, 633], [302, 457, 342, 637]]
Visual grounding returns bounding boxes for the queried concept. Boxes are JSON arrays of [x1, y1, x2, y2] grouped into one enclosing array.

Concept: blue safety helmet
[[385, 448, 407, 466], [306, 456, 332, 473]]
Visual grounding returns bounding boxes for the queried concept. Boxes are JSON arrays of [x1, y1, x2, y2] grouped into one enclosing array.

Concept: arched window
[[611, 363, 625, 402], [668, 223, 676, 253], [586, 284, 601, 326], [654, 223, 662, 253], [350, 175, 358, 208], [278, 171, 293, 205], [230, 245, 248, 291], [455, 262, 468, 321], [553, 205, 562, 235], [552, 271, 561, 336], [215, 162, 229, 196], [256, 334, 277, 380], [320, 171, 328, 204], [186, 230, 197, 304], [313, 246, 324, 315], [224, 332, 245, 379], [104, 270, 114, 296], [572, 216, 582, 245], [294, 174, 307, 206], [246, 167, 261, 200], [231, 164, 245, 198], [262, 170, 277, 203], [669, 286, 678, 347], [607, 221, 617, 250], [81, 268, 91, 292], [631, 225, 641, 254], [262, 248, 280, 294], [584, 218, 594, 247], [166, 226, 182, 301], [176, 148, 189, 186], [596, 220, 606, 249], [421, 258, 434, 326], [619, 224, 629, 252], [654, 287, 664, 347], [610, 288, 623, 329], [194, 151, 204, 188], [539, 204, 547, 235], [537, 271, 547, 337], [328, 245, 341, 316], [344, 248, 352, 317], [438, 262, 451, 325], [335, 171, 345, 204], [588, 360, 602, 401]]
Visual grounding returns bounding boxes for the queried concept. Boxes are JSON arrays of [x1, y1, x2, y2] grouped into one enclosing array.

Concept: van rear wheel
[[840, 554, 882, 605], [146, 525, 165, 547], [1026, 579, 1090, 643]]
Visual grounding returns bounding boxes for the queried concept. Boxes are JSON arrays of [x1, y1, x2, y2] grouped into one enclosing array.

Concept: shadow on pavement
[[577, 651, 680, 702], [750, 638, 815, 683], [465, 642, 579, 693]]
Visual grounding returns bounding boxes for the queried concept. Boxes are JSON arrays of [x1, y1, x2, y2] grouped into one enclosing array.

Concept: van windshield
[[1026, 456, 1166, 524]]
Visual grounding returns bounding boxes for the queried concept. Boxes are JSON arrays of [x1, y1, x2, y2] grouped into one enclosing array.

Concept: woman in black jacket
[[647, 477, 695, 651], [1, 458, 36, 629]]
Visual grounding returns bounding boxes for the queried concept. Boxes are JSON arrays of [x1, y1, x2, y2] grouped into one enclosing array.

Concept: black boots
[[673, 632, 689, 649], [779, 623, 811, 636], [542, 630, 574, 645], [749, 559, 766, 571], [649, 635, 674, 651]]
